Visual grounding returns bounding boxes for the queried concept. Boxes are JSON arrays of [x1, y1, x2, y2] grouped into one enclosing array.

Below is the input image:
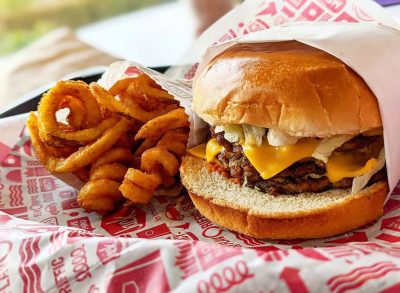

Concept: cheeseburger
[[181, 41, 388, 239]]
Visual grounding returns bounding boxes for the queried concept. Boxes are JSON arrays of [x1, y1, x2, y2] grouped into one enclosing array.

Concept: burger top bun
[[193, 41, 382, 138]]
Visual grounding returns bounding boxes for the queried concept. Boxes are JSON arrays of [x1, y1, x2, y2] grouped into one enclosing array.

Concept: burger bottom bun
[[180, 155, 388, 240]]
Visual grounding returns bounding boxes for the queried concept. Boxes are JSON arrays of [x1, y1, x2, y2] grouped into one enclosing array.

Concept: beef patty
[[209, 129, 386, 195]]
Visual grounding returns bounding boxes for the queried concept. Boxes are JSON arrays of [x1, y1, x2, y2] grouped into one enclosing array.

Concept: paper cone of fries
[[97, 61, 206, 147]]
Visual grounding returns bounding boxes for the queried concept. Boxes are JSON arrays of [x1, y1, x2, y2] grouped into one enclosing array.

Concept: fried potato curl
[[27, 75, 189, 214], [77, 147, 136, 214], [89, 75, 178, 123], [120, 127, 189, 204]]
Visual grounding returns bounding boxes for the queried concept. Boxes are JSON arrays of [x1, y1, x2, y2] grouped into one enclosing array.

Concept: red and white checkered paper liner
[[1, 116, 400, 291], [2, 0, 400, 291]]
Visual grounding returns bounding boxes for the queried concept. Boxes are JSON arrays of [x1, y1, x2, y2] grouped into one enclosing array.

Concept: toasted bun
[[193, 41, 382, 137], [181, 155, 388, 239]]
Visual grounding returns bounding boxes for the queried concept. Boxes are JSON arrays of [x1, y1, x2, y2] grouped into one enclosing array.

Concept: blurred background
[[0, 0, 240, 108], [1, 0, 173, 56], [0, 0, 191, 65], [0, 0, 399, 111], [0, 0, 240, 65], [2, 0, 400, 58]]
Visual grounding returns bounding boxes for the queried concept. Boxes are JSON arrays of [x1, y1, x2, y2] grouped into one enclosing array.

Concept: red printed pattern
[[197, 261, 254, 293], [2, 212, 400, 292], [18, 237, 44, 293], [327, 262, 400, 293], [211, 0, 372, 48], [106, 250, 170, 293], [175, 241, 242, 279], [9, 185, 23, 207]]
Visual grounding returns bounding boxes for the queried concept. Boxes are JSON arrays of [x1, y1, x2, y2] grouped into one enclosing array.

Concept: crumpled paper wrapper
[[166, 0, 400, 79], [96, 60, 207, 147], [2, 0, 400, 291], [193, 22, 400, 199], [2, 117, 400, 291]]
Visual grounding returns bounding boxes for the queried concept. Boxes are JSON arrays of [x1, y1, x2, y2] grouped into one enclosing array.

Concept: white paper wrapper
[[193, 22, 400, 199], [98, 60, 207, 147], [0, 113, 28, 162], [166, 0, 400, 79]]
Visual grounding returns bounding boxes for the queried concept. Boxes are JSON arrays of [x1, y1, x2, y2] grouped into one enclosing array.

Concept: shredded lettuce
[[214, 126, 224, 133], [243, 124, 265, 146], [215, 125, 244, 143]]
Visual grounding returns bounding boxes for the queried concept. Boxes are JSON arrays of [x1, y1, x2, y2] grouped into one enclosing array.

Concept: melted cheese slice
[[187, 143, 207, 160], [242, 138, 319, 179], [326, 152, 378, 183], [188, 139, 224, 162], [188, 137, 382, 182], [326, 138, 383, 182], [206, 138, 224, 162]]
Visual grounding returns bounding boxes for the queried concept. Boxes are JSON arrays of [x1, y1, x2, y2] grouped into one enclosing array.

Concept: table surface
[[77, 2, 400, 68]]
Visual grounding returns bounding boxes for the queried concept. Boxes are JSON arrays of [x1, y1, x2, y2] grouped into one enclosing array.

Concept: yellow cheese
[[326, 138, 383, 182], [188, 136, 383, 183], [206, 138, 224, 162], [188, 138, 224, 162], [242, 138, 320, 180], [187, 143, 207, 160], [326, 152, 378, 183]]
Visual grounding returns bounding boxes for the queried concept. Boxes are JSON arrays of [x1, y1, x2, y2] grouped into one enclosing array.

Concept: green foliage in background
[[0, 0, 172, 55]]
